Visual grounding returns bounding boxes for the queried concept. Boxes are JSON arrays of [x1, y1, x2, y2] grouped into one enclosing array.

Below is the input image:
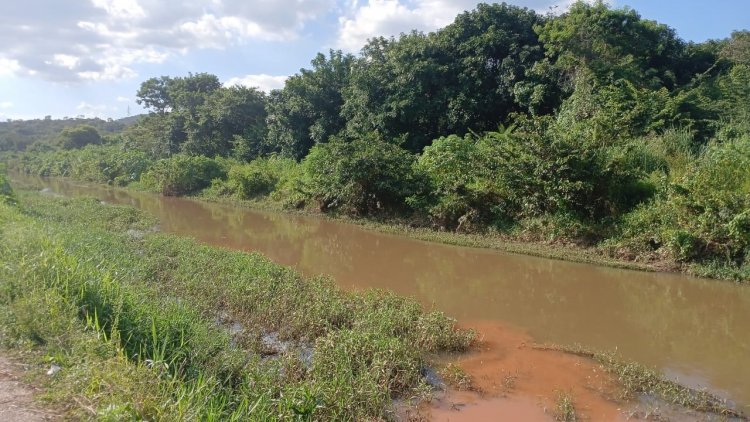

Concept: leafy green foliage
[[344, 3, 547, 152], [537, 0, 687, 89], [184, 86, 268, 159], [13, 144, 152, 186], [615, 131, 750, 273], [415, 115, 652, 235], [413, 134, 490, 229], [302, 133, 423, 215], [721, 30, 750, 65], [267, 50, 354, 160], [57, 124, 102, 149], [141, 155, 225, 196], [134, 73, 267, 158], [217, 156, 300, 200]]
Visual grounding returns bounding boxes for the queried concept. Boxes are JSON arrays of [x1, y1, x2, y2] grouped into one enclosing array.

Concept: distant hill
[[0, 115, 144, 151]]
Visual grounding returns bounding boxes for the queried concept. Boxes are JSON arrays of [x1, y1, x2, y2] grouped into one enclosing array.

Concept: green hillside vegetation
[[4, 1, 750, 280], [0, 116, 141, 152]]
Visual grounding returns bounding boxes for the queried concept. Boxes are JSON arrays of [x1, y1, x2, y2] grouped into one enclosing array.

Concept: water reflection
[[14, 176, 750, 407]]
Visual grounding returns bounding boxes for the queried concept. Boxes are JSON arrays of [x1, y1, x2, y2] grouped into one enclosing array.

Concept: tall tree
[[537, 0, 686, 90], [183, 86, 268, 158], [343, 3, 548, 152], [266, 50, 354, 160]]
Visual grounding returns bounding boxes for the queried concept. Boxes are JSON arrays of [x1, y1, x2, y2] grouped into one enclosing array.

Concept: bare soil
[[0, 355, 58, 421]]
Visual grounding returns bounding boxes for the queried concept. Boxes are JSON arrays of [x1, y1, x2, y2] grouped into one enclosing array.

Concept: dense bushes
[[302, 134, 424, 215], [12, 144, 152, 186], [141, 154, 225, 196], [212, 156, 301, 201], [413, 112, 654, 234], [616, 133, 750, 269]]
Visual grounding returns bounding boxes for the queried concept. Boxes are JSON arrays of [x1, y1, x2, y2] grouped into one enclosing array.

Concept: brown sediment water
[[12, 176, 750, 415], [427, 321, 628, 421]]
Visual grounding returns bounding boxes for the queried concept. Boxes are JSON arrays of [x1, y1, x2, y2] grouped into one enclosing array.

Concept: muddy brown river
[[13, 176, 750, 412]]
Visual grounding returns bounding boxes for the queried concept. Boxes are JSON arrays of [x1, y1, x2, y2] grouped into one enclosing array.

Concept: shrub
[[302, 133, 424, 215], [141, 155, 225, 196], [225, 156, 300, 200], [413, 134, 506, 230], [0, 165, 16, 205], [617, 134, 750, 264]]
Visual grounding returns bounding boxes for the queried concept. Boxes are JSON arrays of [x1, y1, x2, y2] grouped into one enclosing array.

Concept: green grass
[[554, 391, 578, 422], [0, 192, 474, 420]]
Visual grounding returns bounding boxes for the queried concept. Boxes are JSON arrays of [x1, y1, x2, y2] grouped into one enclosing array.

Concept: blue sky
[[0, 0, 747, 121]]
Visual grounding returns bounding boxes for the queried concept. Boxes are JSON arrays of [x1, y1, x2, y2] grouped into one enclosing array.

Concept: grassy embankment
[[0, 187, 474, 420]]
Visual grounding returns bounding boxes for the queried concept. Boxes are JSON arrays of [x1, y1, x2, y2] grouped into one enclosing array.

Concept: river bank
[[190, 190, 750, 284], [1, 190, 477, 419], [198, 194, 659, 271], [6, 177, 750, 419]]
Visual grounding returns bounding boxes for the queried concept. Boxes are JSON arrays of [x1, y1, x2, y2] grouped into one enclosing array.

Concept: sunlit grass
[[0, 193, 474, 420]]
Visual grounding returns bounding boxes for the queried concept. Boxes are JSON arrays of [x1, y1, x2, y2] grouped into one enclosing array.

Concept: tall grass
[[0, 191, 473, 420]]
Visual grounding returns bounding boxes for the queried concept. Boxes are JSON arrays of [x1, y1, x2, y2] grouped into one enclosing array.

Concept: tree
[[537, 1, 686, 90], [133, 73, 259, 158], [57, 125, 102, 149], [266, 50, 354, 160], [721, 30, 750, 65], [136, 76, 173, 113], [343, 3, 548, 152], [183, 86, 268, 158]]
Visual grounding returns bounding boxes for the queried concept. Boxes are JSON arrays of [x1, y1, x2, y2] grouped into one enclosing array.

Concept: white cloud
[[0, 101, 13, 109], [51, 54, 80, 70], [91, 0, 147, 20], [78, 65, 138, 81], [76, 101, 113, 117], [178, 15, 293, 48], [0, 57, 21, 77], [0, 0, 333, 83], [225, 74, 288, 92], [116, 96, 131, 102], [335, 0, 595, 52]]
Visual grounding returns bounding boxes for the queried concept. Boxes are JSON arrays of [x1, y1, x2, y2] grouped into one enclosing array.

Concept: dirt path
[[0, 355, 59, 421]]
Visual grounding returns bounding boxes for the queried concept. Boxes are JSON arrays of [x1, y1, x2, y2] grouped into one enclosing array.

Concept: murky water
[[13, 176, 750, 409]]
